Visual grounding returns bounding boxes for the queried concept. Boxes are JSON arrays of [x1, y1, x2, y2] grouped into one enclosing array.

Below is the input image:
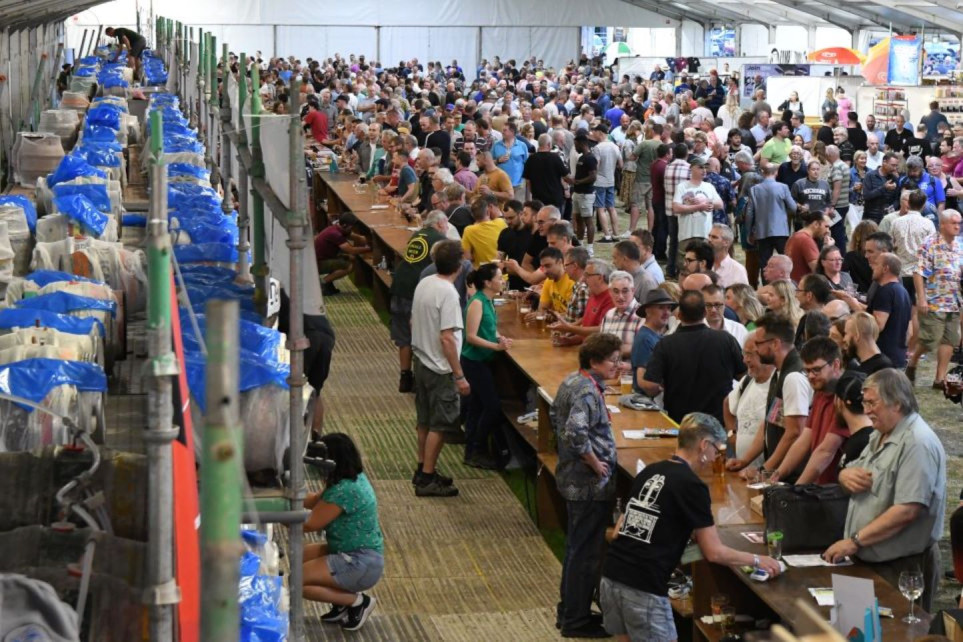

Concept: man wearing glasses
[[599, 271, 644, 359], [771, 337, 849, 485], [728, 313, 813, 477], [823, 368, 946, 612]]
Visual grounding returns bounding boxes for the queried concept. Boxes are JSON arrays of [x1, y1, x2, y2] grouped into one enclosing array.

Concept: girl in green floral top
[[303, 433, 384, 631]]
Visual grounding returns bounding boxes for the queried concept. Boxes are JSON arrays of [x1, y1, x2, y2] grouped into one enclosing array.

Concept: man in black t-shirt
[[497, 201, 533, 291], [843, 312, 893, 375], [601, 413, 781, 641], [866, 253, 911, 367], [640, 290, 746, 424], [883, 116, 913, 156], [106, 27, 147, 76], [523, 134, 568, 209]]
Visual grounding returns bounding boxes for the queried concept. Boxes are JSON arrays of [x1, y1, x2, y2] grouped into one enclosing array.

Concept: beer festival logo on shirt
[[404, 235, 430, 264], [620, 474, 666, 544]]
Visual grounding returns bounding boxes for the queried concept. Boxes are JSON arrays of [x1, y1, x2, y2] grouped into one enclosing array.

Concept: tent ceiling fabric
[[0, 0, 107, 30], [621, 0, 961, 32]]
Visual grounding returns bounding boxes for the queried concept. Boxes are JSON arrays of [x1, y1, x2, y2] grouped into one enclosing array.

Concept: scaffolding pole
[[219, 43, 235, 243], [162, 22, 311, 639], [285, 74, 309, 642], [144, 110, 181, 642], [200, 299, 242, 641], [235, 53, 252, 284], [248, 63, 268, 317]]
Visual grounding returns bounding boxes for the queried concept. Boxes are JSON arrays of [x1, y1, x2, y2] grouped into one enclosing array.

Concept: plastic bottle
[[329, 155, 338, 173]]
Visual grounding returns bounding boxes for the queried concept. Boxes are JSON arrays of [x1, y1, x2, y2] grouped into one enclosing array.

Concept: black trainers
[[398, 369, 413, 393], [415, 477, 459, 497], [465, 452, 500, 470], [321, 282, 341, 296], [561, 620, 609, 638], [320, 604, 349, 624], [341, 594, 377, 631]]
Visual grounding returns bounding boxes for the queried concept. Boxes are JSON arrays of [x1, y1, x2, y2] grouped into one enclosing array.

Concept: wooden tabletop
[[716, 524, 932, 640]]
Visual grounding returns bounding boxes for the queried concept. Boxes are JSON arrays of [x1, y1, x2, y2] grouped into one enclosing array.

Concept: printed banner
[[742, 64, 812, 99], [888, 36, 921, 85]]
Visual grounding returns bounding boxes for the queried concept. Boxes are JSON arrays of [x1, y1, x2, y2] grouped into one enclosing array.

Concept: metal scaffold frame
[[154, 16, 310, 641]]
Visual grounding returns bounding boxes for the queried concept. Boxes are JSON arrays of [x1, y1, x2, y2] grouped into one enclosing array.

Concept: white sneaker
[[586, 245, 595, 257]]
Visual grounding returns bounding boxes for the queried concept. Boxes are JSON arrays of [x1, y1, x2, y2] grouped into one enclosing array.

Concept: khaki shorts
[[317, 257, 352, 274], [632, 180, 653, 213], [918, 310, 961, 350], [413, 357, 462, 433], [572, 193, 596, 218]]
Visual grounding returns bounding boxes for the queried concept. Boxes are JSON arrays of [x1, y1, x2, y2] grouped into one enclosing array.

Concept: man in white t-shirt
[[410, 240, 469, 498], [590, 125, 623, 242], [672, 157, 722, 274], [727, 313, 813, 480], [723, 334, 775, 469]]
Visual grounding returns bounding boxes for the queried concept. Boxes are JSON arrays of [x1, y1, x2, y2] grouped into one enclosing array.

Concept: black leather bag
[[762, 484, 849, 553]]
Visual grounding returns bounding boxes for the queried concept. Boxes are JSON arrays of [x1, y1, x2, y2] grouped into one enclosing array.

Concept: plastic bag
[[86, 105, 123, 130], [47, 155, 107, 188], [0, 358, 106, 411], [15, 291, 116, 317], [0, 308, 104, 337], [25, 270, 101, 288], [0, 196, 37, 234], [174, 243, 238, 264], [72, 143, 121, 168], [51, 193, 109, 236], [81, 124, 121, 144], [181, 312, 280, 363], [183, 349, 289, 414], [239, 543, 288, 642]]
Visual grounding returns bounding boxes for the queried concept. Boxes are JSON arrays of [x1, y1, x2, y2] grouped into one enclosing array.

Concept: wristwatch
[[851, 531, 862, 549]]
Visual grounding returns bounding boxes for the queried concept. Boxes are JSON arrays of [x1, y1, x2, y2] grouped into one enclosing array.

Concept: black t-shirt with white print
[[602, 458, 714, 596]]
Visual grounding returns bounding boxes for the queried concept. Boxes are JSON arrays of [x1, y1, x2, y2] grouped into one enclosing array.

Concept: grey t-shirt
[[410, 274, 463, 374], [592, 141, 622, 188]]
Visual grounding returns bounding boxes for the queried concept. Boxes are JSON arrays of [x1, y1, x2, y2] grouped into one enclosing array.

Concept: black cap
[[835, 370, 866, 413]]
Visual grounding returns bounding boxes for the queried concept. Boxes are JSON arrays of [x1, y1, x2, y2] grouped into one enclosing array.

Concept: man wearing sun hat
[[630, 289, 677, 393]]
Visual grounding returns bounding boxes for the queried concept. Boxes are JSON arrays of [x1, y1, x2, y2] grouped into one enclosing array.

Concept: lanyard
[[579, 369, 611, 422]]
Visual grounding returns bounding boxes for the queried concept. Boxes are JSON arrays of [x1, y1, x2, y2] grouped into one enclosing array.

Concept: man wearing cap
[[672, 157, 723, 275], [640, 290, 746, 425], [630, 289, 676, 392]]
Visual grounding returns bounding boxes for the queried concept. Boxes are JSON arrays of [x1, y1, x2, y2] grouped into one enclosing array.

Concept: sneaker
[[599, 236, 615, 243], [586, 245, 595, 257], [398, 369, 413, 393], [320, 604, 349, 624], [560, 621, 609, 638], [415, 478, 460, 497], [341, 594, 377, 631], [411, 465, 423, 486], [412, 469, 453, 486], [465, 452, 500, 470], [321, 282, 341, 296], [905, 365, 917, 383]]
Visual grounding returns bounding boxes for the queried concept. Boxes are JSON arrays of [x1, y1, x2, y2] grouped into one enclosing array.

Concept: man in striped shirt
[[600, 270, 643, 359], [663, 144, 691, 278]]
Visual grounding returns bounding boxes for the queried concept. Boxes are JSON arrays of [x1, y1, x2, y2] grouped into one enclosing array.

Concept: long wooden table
[[313, 170, 932, 641]]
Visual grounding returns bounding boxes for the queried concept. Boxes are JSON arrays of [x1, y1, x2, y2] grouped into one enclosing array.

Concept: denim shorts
[[594, 186, 615, 208], [327, 548, 384, 593], [600, 577, 676, 642]]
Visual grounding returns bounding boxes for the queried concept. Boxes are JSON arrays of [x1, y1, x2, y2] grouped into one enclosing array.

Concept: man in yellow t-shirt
[[537, 246, 575, 314], [473, 150, 515, 203], [462, 193, 507, 266]]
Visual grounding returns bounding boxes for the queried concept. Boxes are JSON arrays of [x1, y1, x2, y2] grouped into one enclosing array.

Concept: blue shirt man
[[491, 124, 530, 187]]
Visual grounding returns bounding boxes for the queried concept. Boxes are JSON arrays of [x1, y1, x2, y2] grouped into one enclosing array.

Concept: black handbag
[[762, 483, 849, 553]]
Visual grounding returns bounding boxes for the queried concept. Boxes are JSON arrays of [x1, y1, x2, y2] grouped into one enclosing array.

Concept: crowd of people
[[301, 51, 963, 638]]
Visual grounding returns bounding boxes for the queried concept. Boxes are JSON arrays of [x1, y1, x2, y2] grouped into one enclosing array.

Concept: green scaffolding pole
[[249, 63, 268, 316]]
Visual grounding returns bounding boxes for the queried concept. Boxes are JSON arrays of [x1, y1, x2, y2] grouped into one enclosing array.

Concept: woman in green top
[[725, 283, 766, 331], [303, 433, 384, 632], [461, 263, 513, 469]]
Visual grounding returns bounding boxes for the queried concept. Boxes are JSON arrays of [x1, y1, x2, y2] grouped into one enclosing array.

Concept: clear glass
[[710, 594, 729, 626], [898, 569, 924, 624], [766, 531, 783, 560]]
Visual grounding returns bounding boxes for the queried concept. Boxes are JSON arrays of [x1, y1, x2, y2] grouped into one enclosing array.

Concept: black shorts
[[130, 38, 147, 59], [901, 276, 917, 303], [303, 314, 335, 391]]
